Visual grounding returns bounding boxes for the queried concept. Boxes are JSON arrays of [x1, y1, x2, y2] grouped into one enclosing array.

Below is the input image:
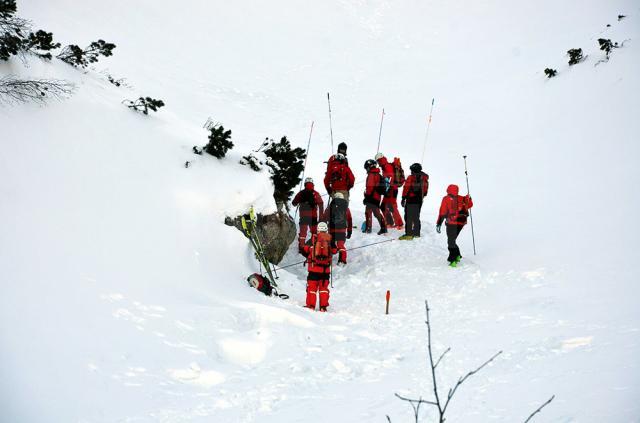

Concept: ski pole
[[376, 108, 385, 155], [463, 155, 477, 255], [327, 92, 334, 153], [385, 290, 390, 315], [420, 98, 435, 164], [294, 121, 315, 221]]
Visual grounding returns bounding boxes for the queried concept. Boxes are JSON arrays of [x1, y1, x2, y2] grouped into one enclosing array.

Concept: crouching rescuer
[[436, 184, 474, 266], [299, 222, 335, 311]]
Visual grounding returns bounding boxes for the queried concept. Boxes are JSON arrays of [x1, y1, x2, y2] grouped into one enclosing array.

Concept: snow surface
[[1, 0, 639, 421]]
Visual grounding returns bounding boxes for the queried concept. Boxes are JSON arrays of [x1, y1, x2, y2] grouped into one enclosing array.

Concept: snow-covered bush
[[124, 96, 165, 115], [567, 48, 584, 65], [57, 39, 115, 68], [544, 68, 558, 78], [240, 153, 263, 171], [204, 125, 234, 158], [262, 136, 306, 205], [22, 30, 60, 59], [0, 2, 60, 61], [598, 38, 619, 57]]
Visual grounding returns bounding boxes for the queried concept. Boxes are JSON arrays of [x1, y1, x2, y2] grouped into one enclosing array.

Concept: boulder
[[225, 210, 296, 265]]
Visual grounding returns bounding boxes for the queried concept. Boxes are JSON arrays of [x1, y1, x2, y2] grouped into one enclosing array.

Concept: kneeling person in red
[[299, 222, 336, 311], [321, 192, 352, 265]]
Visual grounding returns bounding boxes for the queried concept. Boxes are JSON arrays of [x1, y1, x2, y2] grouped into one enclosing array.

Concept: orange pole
[[385, 290, 391, 315]]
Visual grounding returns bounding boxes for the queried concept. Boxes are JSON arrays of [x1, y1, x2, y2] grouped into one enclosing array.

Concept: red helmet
[[446, 184, 459, 195]]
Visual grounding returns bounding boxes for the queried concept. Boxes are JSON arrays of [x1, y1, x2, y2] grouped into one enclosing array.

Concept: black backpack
[[330, 198, 348, 229]]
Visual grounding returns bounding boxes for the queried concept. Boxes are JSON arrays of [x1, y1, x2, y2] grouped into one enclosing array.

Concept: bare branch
[[442, 350, 503, 415], [523, 395, 555, 423], [434, 347, 451, 369], [0, 75, 75, 105], [394, 393, 438, 407], [425, 300, 444, 418]]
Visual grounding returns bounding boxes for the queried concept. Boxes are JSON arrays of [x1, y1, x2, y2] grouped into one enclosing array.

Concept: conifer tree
[[204, 125, 234, 158], [263, 136, 306, 205]]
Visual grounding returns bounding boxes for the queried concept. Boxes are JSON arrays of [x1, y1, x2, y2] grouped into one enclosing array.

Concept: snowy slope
[[1, 0, 639, 422]]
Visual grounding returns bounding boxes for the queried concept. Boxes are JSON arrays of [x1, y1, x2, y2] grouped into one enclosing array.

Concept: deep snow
[[1, 0, 639, 422]]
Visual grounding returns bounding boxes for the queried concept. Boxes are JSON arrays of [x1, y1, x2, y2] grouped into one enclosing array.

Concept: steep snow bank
[[1, 0, 639, 421]]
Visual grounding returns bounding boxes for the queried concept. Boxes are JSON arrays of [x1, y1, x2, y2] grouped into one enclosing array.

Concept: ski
[[242, 208, 279, 287]]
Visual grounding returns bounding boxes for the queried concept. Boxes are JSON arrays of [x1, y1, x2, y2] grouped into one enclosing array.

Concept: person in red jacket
[[436, 184, 473, 266], [291, 177, 324, 248], [324, 145, 355, 202], [375, 153, 404, 229], [299, 222, 335, 311], [320, 192, 352, 265], [363, 159, 388, 235], [400, 163, 429, 239]]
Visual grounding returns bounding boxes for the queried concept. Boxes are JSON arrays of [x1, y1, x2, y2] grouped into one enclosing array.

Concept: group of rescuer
[[291, 142, 473, 311]]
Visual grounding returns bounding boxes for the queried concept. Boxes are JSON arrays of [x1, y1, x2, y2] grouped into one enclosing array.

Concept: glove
[[436, 224, 441, 234], [401, 198, 407, 207], [347, 231, 352, 239]]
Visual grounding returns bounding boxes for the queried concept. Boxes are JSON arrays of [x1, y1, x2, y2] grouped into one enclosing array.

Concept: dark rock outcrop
[[225, 210, 296, 265]]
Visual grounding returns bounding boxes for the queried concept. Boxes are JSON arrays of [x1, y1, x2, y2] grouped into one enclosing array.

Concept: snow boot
[[378, 227, 388, 235], [319, 306, 328, 312], [399, 234, 414, 240], [448, 260, 458, 268]]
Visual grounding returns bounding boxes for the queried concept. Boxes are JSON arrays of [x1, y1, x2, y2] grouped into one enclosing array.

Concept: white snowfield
[[1, 0, 639, 422]]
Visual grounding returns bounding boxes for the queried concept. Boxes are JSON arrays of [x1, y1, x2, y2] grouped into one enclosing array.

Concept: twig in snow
[[0, 75, 75, 104], [523, 395, 555, 423], [390, 300, 502, 422]]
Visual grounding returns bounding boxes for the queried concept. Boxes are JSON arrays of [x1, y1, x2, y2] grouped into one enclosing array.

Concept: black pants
[[404, 202, 422, 236], [446, 224, 464, 262]]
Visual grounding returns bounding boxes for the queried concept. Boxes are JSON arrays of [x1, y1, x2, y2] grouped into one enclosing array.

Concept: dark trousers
[[404, 202, 422, 236], [365, 203, 386, 231], [446, 224, 464, 262]]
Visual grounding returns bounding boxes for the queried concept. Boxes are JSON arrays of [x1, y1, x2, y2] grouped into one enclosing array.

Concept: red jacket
[[364, 167, 383, 205], [402, 172, 429, 203], [377, 157, 395, 188], [324, 155, 355, 193], [292, 183, 324, 222], [300, 233, 336, 280], [437, 184, 473, 226]]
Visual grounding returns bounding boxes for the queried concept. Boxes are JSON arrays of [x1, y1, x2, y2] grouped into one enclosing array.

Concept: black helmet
[[338, 142, 347, 155], [364, 159, 377, 170], [409, 163, 422, 173]]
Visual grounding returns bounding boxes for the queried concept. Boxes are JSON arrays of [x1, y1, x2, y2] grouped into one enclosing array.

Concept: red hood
[[377, 157, 389, 167], [304, 182, 314, 190], [447, 184, 459, 195]]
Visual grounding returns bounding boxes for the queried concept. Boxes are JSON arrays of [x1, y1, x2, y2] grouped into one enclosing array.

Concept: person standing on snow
[[436, 184, 473, 266], [375, 153, 404, 229], [321, 192, 352, 266], [400, 163, 429, 239], [324, 142, 355, 202], [299, 222, 335, 311], [291, 177, 324, 249], [363, 159, 388, 235]]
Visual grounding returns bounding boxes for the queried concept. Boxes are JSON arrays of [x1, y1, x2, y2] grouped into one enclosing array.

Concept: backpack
[[410, 172, 428, 197], [247, 273, 273, 296], [330, 198, 348, 229], [247, 273, 289, 299], [448, 195, 470, 224], [375, 174, 391, 196], [299, 189, 316, 208], [392, 158, 405, 186], [312, 232, 332, 266], [328, 159, 347, 187]]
